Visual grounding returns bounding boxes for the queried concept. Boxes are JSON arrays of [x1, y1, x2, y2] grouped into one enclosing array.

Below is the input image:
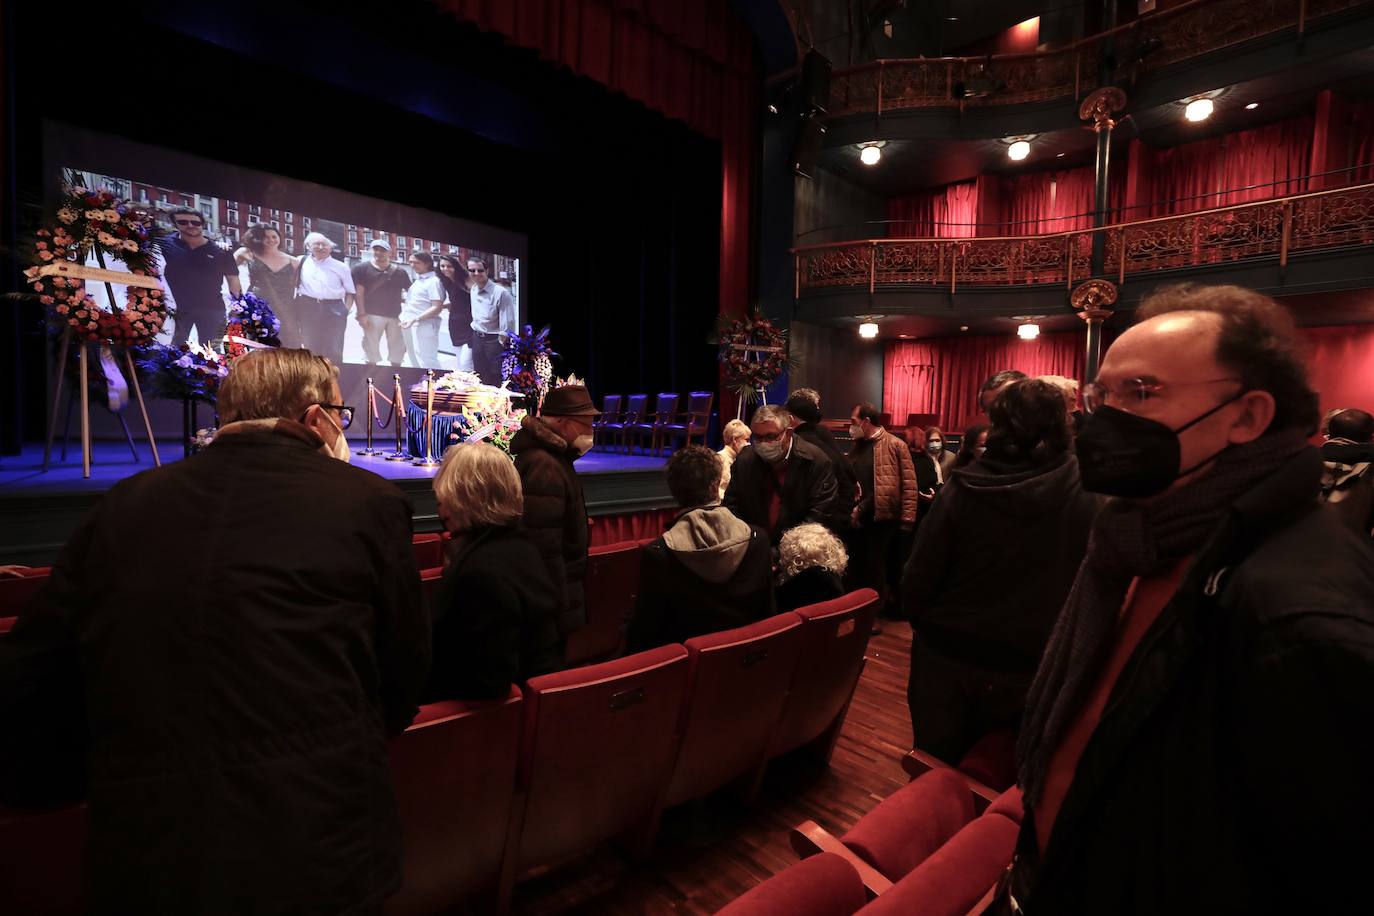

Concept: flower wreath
[[24, 186, 167, 347], [717, 311, 789, 397], [501, 325, 557, 401], [136, 292, 281, 403]]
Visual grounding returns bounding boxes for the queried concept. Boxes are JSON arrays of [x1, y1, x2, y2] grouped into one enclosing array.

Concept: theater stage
[[0, 441, 673, 566]]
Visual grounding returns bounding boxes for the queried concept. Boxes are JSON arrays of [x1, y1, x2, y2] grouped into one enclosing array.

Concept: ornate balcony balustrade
[[827, 0, 1373, 116], [793, 182, 1374, 295]]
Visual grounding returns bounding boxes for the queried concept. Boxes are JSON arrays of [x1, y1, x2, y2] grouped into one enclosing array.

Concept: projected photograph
[[55, 141, 522, 383]]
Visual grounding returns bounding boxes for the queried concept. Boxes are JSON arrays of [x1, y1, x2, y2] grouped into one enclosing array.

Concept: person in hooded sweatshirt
[[901, 378, 1099, 762], [625, 445, 774, 651]]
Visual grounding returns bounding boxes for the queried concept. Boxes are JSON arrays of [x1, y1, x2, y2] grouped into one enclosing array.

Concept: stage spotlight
[[1185, 98, 1214, 122], [1017, 322, 1041, 340], [859, 321, 879, 339], [1245, 102, 1259, 110], [1008, 140, 1031, 161]]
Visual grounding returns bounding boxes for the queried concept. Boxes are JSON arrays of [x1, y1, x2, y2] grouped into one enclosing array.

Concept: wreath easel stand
[[40, 260, 162, 478]]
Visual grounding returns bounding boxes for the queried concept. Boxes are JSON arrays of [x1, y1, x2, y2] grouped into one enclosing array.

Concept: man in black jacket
[[724, 404, 839, 544], [786, 389, 857, 517], [995, 284, 1374, 915], [1320, 407, 1374, 537], [626, 445, 773, 651], [0, 348, 429, 914], [511, 384, 598, 642]]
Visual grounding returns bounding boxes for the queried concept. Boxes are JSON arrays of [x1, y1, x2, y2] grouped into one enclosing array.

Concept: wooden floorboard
[[510, 622, 915, 916]]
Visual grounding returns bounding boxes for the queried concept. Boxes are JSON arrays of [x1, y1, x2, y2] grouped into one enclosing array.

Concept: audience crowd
[[2, 282, 1372, 914]]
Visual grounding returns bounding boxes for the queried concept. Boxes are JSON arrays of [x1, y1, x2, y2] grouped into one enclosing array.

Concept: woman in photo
[[234, 224, 303, 348], [437, 255, 473, 372], [399, 252, 445, 368]]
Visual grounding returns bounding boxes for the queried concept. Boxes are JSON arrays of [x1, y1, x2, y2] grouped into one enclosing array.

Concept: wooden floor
[[510, 621, 915, 916]]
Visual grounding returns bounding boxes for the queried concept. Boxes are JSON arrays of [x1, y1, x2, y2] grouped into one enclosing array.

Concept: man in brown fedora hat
[[511, 385, 600, 648]]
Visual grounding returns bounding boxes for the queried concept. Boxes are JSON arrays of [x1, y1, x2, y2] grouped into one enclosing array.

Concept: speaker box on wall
[[791, 113, 825, 179], [800, 49, 832, 114]]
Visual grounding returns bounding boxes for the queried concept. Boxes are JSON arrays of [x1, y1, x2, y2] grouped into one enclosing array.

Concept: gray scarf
[[1018, 429, 1310, 805]]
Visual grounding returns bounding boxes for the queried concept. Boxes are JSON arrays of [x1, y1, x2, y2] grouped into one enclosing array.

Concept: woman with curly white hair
[[774, 522, 849, 612]]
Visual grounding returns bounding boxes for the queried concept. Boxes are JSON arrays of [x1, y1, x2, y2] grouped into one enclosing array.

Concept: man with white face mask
[[6, 347, 429, 914], [510, 384, 599, 647], [723, 404, 839, 545]]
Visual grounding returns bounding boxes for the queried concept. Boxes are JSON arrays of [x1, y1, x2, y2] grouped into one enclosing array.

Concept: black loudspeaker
[[791, 112, 825, 179], [800, 49, 831, 114]]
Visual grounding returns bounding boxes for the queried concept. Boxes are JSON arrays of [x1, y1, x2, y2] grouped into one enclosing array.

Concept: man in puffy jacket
[[511, 385, 599, 645], [626, 445, 773, 650]]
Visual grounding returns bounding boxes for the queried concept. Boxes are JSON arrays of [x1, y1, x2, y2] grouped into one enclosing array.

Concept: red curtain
[[997, 165, 1099, 234], [883, 332, 1086, 431], [1352, 101, 1374, 183], [1299, 324, 1374, 420], [1142, 115, 1314, 216], [588, 507, 677, 546], [887, 180, 978, 237]]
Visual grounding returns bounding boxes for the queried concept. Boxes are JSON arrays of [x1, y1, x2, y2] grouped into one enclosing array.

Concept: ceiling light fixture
[[1008, 140, 1031, 161], [1017, 322, 1041, 340], [860, 145, 882, 166], [1245, 102, 1259, 110], [1184, 98, 1214, 122], [859, 321, 879, 339]]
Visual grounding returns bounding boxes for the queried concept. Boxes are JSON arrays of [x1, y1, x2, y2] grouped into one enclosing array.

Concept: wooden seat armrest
[[789, 819, 893, 898], [965, 882, 998, 915], [900, 748, 1001, 811]]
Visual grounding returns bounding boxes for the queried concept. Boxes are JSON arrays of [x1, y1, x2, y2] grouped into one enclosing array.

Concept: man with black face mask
[[992, 284, 1374, 916]]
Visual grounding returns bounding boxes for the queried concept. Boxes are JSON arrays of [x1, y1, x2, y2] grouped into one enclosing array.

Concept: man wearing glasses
[[992, 283, 1374, 916], [158, 207, 241, 347], [467, 256, 516, 386]]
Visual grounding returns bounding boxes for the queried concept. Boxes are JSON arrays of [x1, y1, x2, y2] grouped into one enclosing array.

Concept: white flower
[[84, 209, 103, 221], [101, 209, 120, 221], [122, 239, 139, 251], [97, 231, 117, 246], [57, 207, 77, 223]]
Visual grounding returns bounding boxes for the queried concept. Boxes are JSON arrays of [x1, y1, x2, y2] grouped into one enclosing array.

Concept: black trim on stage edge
[[0, 442, 673, 566]]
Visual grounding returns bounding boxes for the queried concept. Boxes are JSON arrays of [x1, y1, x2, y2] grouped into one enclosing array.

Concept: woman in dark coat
[[774, 522, 849, 612], [437, 255, 473, 371], [428, 442, 561, 701]]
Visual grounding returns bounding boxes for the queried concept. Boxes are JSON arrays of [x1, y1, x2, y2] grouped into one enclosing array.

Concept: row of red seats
[[0, 589, 880, 915], [720, 768, 1023, 916]]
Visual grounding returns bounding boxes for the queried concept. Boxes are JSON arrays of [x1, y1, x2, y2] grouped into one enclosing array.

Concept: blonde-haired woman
[[717, 417, 751, 499], [428, 442, 561, 700], [775, 522, 849, 612]]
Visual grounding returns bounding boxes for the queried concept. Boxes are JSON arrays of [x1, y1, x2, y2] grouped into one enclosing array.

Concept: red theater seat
[[716, 852, 867, 916], [411, 533, 443, 571], [386, 691, 523, 915], [0, 802, 87, 915], [419, 566, 444, 610], [506, 645, 689, 891], [663, 612, 805, 808], [854, 806, 1020, 916], [957, 729, 1018, 792], [767, 589, 880, 762], [0, 567, 51, 615], [565, 539, 644, 665], [832, 768, 976, 883]]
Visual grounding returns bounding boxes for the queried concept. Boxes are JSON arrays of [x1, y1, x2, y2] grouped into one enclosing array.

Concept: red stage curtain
[[1352, 101, 1374, 182], [1143, 115, 1314, 216], [436, 0, 757, 415], [588, 507, 678, 546], [1299, 324, 1374, 419], [887, 180, 978, 237], [883, 332, 1087, 431], [998, 165, 1099, 234]]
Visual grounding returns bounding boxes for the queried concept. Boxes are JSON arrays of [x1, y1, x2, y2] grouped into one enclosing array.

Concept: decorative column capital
[[1078, 87, 1128, 132], [1072, 278, 1118, 322]]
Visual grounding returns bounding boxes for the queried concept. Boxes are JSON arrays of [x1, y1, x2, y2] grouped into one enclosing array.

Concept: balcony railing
[[792, 181, 1374, 295], [828, 0, 1373, 116]]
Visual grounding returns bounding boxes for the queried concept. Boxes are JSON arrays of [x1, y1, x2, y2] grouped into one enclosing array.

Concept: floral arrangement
[[433, 369, 486, 392], [717, 309, 790, 400], [136, 343, 229, 403], [446, 404, 527, 456], [25, 186, 168, 346], [501, 324, 556, 402], [223, 292, 281, 354], [191, 427, 218, 453]]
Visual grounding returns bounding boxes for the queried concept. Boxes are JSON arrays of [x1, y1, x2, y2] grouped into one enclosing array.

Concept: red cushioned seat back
[[0, 567, 52, 619], [0, 803, 87, 915], [514, 645, 688, 871], [419, 566, 444, 613], [841, 767, 976, 881], [768, 589, 880, 757], [385, 690, 523, 915], [565, 540, 643, 665], [957, 728, 1018, 792], [412, 533, 443, 571], [665, 612, 805, 807], [855, 810, 1020, 916], [716, 852, 867, 916]]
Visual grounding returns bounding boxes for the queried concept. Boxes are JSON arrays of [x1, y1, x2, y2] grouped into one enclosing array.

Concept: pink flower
[[39, 295, 53, 304], [38, 251, 53, 261]]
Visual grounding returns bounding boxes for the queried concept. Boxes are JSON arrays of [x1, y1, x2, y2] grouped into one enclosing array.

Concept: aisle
[[512, 622, 915, 915]]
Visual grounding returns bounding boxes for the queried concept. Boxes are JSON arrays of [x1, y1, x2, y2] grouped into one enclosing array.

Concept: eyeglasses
[[470, 267, 486, 273], [174, 219, 203, 227], [754, 428, 788, 444], [1082, 377, 1240, 414], [320, 404, 355, 429]]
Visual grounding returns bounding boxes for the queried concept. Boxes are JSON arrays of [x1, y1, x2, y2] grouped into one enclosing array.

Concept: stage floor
[[0, 439, 671, 566]]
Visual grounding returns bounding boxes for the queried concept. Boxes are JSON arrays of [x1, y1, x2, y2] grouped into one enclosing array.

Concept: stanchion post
[[385, 373, 410, 461], [413, 369, 439, 467], [357, 376, 384, 456]]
